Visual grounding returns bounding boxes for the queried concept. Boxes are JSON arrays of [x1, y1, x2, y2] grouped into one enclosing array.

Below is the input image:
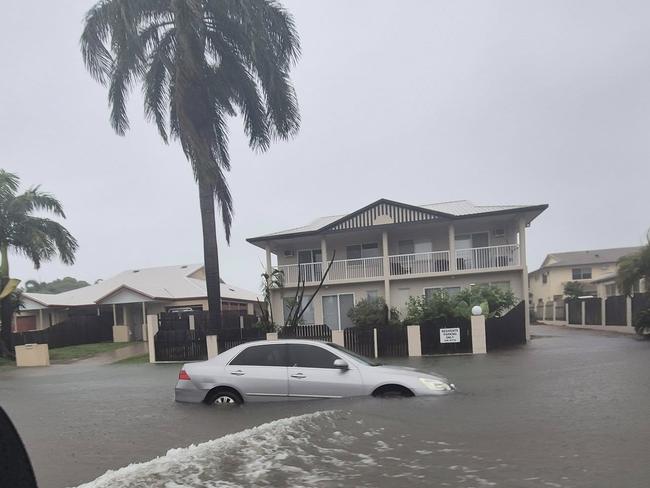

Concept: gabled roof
[[22, 264, 259, 309], [539, 247, 642, 269], [248, 198, 547, 244]]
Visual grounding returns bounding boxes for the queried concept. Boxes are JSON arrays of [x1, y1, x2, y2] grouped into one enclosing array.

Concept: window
[[444, 286, 461, 297], [542, 273, 548, 284], [424, 287, 461, 299], [287, 344, 340, 368], [490, 281, 511, 291], [283, 295, 314, 324], [230, 344, 287, 366], [322, 293, 354, 330], [366, 290, 379, 300], [346, 243, 379, 259], [398, 240, 414, 255], [572, 267, 592, 280]]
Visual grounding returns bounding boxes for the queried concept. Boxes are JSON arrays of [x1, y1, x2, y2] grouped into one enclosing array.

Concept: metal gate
[[344, 327, 375, 357], [420, 318, 472, 355], [154, 312, 207, 362], [376, 325, 408, 357]]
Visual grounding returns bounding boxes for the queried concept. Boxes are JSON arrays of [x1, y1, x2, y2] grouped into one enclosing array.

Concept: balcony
[[275, 244, 521, 286], [277, 257, 384, 286]]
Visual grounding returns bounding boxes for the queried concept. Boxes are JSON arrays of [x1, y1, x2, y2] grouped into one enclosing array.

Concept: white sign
[[440, 327, 461, 344]]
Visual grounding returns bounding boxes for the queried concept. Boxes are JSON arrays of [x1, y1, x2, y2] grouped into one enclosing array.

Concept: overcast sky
[[3, 0, 649, 292]]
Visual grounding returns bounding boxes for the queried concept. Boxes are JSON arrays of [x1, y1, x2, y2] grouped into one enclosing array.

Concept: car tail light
[[178, 369, 191, 381]]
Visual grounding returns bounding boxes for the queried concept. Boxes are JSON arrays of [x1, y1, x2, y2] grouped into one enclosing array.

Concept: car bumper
[[174, 380, 206, 403]]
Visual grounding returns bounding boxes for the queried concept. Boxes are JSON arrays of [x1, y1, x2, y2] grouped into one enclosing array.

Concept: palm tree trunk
[[198, 178, 222, 332], [0, 244, 14, 357]]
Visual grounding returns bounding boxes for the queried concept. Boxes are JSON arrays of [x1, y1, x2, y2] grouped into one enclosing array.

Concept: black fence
[[376, 325, 408, 357], [632, 293, 650, 324], [154, 329, 207, 362], [420, 318, 472, 355], [159, 310, 257, 332], [605, 295, 627, 325], [216, 327, 267, 353], [12, 315, 113, 349], [544, 302, 554, 320], [555, 302, 566, 321], [486, 301, 526, 351], [567, 300, 582, 325], [278, 324, 332, 342], [584, 298, 602, 325], [344, 327, 375, 358]]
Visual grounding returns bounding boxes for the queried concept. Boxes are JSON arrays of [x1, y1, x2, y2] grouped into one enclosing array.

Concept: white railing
[[388, 251, 450, 276], [455, 244, 520, 271], [276, 256, 384, 285]]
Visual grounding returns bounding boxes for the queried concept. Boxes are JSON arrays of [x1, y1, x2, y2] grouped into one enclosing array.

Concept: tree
[[0, 170, 78, 356], [24, 277, 90, 294], [81, 1, 300, 331], [617, 240, 650, 296], [563, 281, 586, 299], [348, 297, 400, 328]]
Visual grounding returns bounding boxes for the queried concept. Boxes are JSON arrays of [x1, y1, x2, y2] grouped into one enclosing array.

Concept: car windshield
[[326, 342, 381, 366]]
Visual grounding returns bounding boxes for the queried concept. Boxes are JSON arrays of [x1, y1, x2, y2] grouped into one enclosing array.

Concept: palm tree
[[0, 170, 78, 355], [81, 0, 300, 331], [617, 240, 650, 295]]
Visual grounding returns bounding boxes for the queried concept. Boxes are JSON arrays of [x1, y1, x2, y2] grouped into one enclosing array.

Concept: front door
[[286, 344, 364, 399], [225, 343, 288, 401]]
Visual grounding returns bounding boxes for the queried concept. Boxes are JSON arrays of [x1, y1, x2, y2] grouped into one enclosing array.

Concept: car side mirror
[[333, 359, 348, 370]]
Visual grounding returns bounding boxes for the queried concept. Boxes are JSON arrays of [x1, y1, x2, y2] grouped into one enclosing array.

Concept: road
[[1, 325, 648, 488]]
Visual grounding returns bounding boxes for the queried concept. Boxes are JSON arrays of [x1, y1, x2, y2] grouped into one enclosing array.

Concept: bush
[[404, 285, 518, 324], [633, 308, 650, 336], [348, 297, 400, 327]]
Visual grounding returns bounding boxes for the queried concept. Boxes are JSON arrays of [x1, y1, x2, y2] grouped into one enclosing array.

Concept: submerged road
[[1, 325, 649, 488]]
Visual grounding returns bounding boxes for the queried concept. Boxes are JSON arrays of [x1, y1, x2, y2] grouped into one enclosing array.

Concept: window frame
[[322, 292, 355, 330], [571, 267, 592, 280]]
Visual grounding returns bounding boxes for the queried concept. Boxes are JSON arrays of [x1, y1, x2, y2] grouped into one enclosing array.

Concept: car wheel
[[206, 389, 242, 406], [372, 385, 414, 398]]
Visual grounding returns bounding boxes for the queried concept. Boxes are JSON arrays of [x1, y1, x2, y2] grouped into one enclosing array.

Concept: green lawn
[[49, 342, 133, 361], [113, 353, 149, 364]]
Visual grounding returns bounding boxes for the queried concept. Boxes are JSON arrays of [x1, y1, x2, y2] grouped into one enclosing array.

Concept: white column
[[39, 309, 44, 330], [112, 304, 117, 326], [206, 335, 218, 358], [122, 305, 128, 326], [553, 302, 557, 322], [518, 218, 530, 339], [471, 315, 487, 354], [265, 245, 272, 275], [407, 325, 422, 357], [601, 298, 607, 326], [331, 330, 345, 347], [581, 301, 586, 326], [373, 328, 378, 358], [146, 315, 158, 363], [382, 231, 390, 307], [626, 297, 633, 328], [448, 223, 456, 272]]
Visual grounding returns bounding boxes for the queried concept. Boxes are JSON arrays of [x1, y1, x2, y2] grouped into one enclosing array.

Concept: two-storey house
[[248, 199, 547, 337]]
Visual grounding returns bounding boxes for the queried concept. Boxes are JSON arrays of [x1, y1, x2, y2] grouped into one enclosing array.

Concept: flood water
[[1, 326, 649, 488]]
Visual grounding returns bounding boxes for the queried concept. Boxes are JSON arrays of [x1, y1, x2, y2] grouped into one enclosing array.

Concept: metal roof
[[540, 247, 641, 269], [248, 199, 546, 243], [22, 264, 259, 309]]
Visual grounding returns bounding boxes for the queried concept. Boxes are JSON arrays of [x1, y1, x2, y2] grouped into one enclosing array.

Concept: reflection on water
[[74, 409, 570, 488]]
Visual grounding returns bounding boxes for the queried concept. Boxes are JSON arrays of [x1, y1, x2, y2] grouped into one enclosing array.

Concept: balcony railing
[[455, 244, 520, 271], [276, 256, 384, 285], [275, 244, 521, 285], [389, 250, 451, 276]]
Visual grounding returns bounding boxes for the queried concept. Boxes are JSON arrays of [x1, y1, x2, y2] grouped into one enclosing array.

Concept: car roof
[[241, 339, 333, 346]]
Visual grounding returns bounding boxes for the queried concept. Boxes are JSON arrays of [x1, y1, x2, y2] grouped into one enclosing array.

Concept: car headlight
[[419, 378, 453, 391]]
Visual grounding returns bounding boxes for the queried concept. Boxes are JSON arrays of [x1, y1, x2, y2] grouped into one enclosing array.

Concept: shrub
[[348, 297, 400, 327], [633, 308, 650, 336], [404, 290, 460, 324]]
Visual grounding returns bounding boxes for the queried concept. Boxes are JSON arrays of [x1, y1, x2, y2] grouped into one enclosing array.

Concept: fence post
[[581, 301, 586, 326], [146, 314, 158, 364], [373, 328, 378, 358], [542, 303, 546, 321], [206, 335, 218, 358], [471, 315, 487, 354], [565, 303, 569, 325], [331, 330, 345, 347], [407, 325, 421, 357], [626, 296, 633, 328], [266, 332, 278, 341], [601, 298, 607, 326], [553, 302, 557, 322], [188, 315, 195, 331]]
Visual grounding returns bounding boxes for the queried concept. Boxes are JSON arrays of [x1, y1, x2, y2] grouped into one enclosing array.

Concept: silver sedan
[[175, 339, 454, 405]]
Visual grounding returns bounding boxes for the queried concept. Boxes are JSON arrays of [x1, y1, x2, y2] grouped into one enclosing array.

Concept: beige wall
[[270, 270, 523, 325], [529, 263, 617, 304]]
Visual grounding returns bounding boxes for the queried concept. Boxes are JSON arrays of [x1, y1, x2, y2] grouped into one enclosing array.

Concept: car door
[[224, 344, 288, 401], [287, 344, 364, 399]]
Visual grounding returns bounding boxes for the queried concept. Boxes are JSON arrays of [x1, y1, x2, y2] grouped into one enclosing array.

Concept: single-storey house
[[15, 264, 260, 341]]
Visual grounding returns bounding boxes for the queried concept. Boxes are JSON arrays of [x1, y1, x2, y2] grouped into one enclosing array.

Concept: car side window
[[288, 344, 340, 368], [230, 344, 287, 366]]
